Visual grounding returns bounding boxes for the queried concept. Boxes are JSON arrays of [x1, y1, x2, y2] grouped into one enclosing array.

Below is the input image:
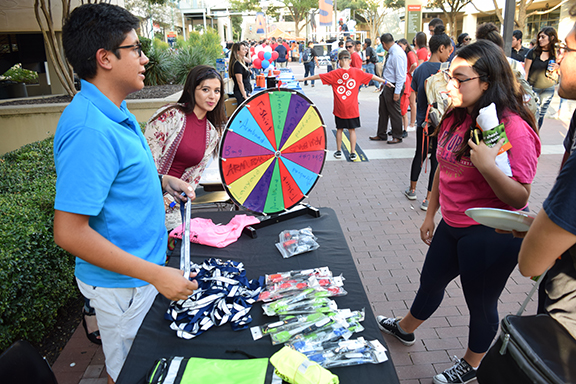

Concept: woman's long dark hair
[[175, 65, 225, 133], [439, 40, 538, 160], [535, 26, 558, 60], [228, 42, 247, 80], [397, 38, 415, 55], [415, 32, 427, 50]]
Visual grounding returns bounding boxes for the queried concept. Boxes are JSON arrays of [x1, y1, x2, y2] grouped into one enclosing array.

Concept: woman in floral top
[[145, 65, 226, 229]]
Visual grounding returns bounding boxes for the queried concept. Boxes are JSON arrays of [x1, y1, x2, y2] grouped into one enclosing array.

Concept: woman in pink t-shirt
[[376, 40, 540, 384]]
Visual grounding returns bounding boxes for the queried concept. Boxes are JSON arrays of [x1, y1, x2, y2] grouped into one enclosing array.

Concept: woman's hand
[[420, 216, 435, 246], [468, 137, 504, 174]]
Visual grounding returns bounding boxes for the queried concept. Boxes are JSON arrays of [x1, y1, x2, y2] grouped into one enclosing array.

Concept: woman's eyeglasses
[[346, 45, 353, 49], [115, 43, 143, 57], [464, 38, 471, 42], [442, 70, 480, 89]]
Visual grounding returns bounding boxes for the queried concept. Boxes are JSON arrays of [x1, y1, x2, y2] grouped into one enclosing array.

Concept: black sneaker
[[334, 150, 342, 159], [433, 357, 477, 384], [377, 316, 415, 346], [402, 130, 408, 138], [349, 152, 357, 161]]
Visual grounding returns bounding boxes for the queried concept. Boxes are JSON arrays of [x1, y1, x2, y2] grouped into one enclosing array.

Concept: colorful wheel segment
[[220, 89, 326, 214]]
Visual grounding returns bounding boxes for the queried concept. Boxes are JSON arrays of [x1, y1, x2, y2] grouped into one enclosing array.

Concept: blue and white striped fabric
[[166, 258, 265, 339]]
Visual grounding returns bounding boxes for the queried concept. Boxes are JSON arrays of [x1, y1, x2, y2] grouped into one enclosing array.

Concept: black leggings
[[409, 124, 438, 192], [410, 220, 521, 353]]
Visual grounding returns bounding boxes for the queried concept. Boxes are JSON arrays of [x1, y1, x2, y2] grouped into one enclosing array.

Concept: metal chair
[[0, 340, 58, 384]]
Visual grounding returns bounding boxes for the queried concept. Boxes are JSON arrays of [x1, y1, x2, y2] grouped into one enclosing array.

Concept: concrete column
[[461, 13, 477, 36]]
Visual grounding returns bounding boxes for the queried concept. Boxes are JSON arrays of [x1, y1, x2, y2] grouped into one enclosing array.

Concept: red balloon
[[271, 51, 279, 61], [253, 58, 262, 69], [257, 51, 265, 60]]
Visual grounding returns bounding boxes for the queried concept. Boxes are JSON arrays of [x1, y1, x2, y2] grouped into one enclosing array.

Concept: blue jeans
[[304, 62, 315, 85], [365, 62, 376, 87], [533, 86, 555, 129]]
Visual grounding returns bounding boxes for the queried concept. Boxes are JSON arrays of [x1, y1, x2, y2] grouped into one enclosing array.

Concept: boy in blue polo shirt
[[52, 4, 198, 383]]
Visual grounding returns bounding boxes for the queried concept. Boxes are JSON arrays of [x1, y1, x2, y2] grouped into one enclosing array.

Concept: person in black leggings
[[405, 26, 451, 211], [378, 40, 541, 384]]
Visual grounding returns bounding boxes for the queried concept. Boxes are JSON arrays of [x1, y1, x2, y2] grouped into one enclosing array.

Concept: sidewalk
[[52, 62, 572, 384]]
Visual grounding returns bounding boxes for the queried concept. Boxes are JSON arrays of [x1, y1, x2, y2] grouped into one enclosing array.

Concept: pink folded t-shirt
[[169, 214, 260, 248]]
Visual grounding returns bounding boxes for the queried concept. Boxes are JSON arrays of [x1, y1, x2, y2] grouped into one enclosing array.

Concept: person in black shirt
[[511, 29, 529, 62]]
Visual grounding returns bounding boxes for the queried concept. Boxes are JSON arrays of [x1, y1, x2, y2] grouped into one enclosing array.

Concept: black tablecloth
[[116, 207, 399, 384]]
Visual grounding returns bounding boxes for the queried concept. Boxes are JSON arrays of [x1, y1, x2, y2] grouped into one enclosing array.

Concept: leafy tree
[[125, 0, 176, 38], [383, 0, 405, 9], [427, 0, 472, 38], [354, 0, 387, 39], [470, 0, 567, 33], [230, 0, 314, 37]]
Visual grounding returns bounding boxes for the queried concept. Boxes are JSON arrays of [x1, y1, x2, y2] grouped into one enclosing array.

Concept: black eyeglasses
[[346, 45, 353, 49], [115, 43, 143, 57], [442, 70, 480, 89], [464, 38, 471, 42]]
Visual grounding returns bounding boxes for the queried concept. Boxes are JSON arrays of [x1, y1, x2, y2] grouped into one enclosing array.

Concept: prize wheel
[[219, 88, 326, 215]]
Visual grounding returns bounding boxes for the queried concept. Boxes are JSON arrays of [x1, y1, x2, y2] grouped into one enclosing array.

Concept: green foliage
[[383, 0, 405, 8], [140, 35, 153, 55], [145, 48, 174, 86], [1, 64, 39, 84], [172, 45, 216, 84], [172, 30, 222, 84], [140, 31, 222, 86], [0, 138, 76, 351]]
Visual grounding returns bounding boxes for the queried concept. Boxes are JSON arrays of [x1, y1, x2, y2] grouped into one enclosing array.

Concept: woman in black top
[[525, 26, 560, 129], [229, 42, 252, 104]]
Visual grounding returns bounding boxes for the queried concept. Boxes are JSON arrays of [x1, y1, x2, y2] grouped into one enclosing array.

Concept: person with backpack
[[302, 41, 319, 87], [403, 26, 452, 210], [329, 41, 343, 72], [377, 40, 540, 384]]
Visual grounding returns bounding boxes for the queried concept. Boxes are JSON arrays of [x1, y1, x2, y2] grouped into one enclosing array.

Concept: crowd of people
[[51, 2, 576, 384]]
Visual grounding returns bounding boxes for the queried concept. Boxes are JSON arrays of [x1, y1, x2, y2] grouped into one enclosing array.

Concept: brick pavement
[[52, 62, 571, 384]]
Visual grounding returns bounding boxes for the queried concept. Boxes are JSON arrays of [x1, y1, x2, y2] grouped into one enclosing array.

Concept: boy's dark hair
[[338, 40, 344, 47], [380, 33, 394, 45], [62, 3, 140, 80], [512, 30, 523, 41], [364, 38, 372, 47], [429, 18, 444, 28], [429, 27, 451, 53]]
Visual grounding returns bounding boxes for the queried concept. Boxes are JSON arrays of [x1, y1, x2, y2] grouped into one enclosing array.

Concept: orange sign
[[407, 4, 421, 11]]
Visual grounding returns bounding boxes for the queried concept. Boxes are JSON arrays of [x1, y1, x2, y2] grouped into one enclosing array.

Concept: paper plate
[[465, 208, 535, 232]]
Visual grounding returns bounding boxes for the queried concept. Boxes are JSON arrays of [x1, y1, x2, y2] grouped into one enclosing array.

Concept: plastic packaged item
[[259, 274, 345, 303], [265, 267, 331, 286], [269, 346, 339, 384], [305, 338, 389, 368], [263, 296, 337, 316], [250, 312, 329, 340], [275, 227, 320, 258]]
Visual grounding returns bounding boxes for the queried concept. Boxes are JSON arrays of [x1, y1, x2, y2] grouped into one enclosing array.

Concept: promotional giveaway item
[[473, 103, 512, 177]]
